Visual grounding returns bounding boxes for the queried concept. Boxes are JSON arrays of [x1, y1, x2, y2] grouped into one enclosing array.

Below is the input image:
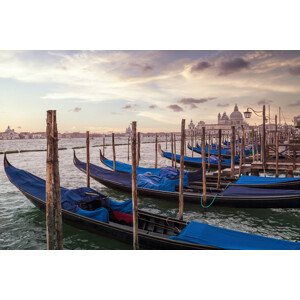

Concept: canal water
[[0, 137, 299, 249]]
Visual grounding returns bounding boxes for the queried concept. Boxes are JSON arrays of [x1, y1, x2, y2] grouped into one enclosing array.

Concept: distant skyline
[[0, 50, 300, 133]]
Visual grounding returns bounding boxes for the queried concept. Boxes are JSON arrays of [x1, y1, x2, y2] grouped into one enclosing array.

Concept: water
[[0, 138, 299, 249]]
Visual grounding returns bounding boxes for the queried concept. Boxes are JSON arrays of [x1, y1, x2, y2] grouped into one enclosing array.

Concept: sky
[[0, 50, 300, 133]]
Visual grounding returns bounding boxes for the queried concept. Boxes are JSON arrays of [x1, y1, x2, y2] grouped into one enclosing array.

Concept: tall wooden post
[[46, 110, 63, 250], [127, 136, 130, 161], [252, 128, 255, 162], [171, 132, 174, 167], [137, 132, 141, 166], [217, 129, 222, 189], [275, 115, 279, 177], [201, 127, 207, 206], [131, 121, 139, 250], [165, 133, 168, 150], [112, 133, 116, 171], [191, 130, 194, 158], [230, 126, 236, 178], [155, 133, 158, 168], [174, 133, 177, 168], [86, 131, 90, 188], [102, 134, 105, 156], [178, 119, 185, 220], [262, 105, 266, 171], [207, 133, 211, 171]]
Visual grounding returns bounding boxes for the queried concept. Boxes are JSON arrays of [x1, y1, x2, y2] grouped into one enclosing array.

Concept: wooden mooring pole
[[46, 110, 63, 250], [201, 127, 207, 206], [178, 119, 185, 220], [207, 133, 211, 171], [275, 115, 279, 177], [252, 127, 255, 162], [131, 121, 139, 250], [174, 133, 177, 168], [127, 136, 130, 161], [137, 132, 141, 166], [217, 129, 222, 189], [171, 132, 174, 167], [102, 135, 105, 156], [230, 126, 235, 178], [86, 131, 90, 188], [155, 133, 158, 168], [262, 105, 266, 171], [112, 133, 116, 171], [165, 133, 168, 150]]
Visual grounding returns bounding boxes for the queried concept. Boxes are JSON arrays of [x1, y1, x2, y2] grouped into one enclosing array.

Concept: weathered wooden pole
[[178, 119, 185, 220], [86, 131, 90, 188], [252, 127, 255, 162], [255, 129, 259, 161], [217, 129, 222, 189], [171, 132, 174, 167], [46, 110, 63, 250], [155, 133, 158, 168], [191, 130, 194, 158], [102, 134, 105, 156], [137, 132, 141, 166], [207, 132, 211, 171], [174, 133, 177, 168], [112, 133, 116, 171], [230, 126, 236, 178], [201, 127, 207, 206], [127, 136, 130, 161], [262, 105, 266, 171], [165, 133, 168, 150], [131, 121, 139, 250], [275, 115, 279, 177]]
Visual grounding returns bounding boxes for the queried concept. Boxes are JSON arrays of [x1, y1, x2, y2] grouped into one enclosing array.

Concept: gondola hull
[[74, 153, 300, 208]]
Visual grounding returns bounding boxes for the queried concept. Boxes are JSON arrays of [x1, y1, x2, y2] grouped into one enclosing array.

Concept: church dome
[[230, 104, 243, 120], [221, 112, 229, 120]]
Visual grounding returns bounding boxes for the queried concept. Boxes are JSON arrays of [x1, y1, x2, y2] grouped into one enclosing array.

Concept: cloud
[[189, 103, 198, 109], [288, 100, 300, 107], [191, 61, 211, 72], [69, 107, 82, 112], [257, 99, 273, 105], [167, 104, 183, 112], [123, 104, 132, 109], [288, 65, 300, 76], [149, 104, 157, 109], [179, 97, 216, 105], [217, 103, 229, 107], [219, 57, 250, 75]]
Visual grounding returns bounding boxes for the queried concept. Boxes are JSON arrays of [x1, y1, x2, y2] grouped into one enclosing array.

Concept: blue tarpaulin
[[101, 156, 162, 175], [235, 175, 300, 185], [4, 161, 127, 223], [170, 221, 300, 250], [137, 169, 189, 192]]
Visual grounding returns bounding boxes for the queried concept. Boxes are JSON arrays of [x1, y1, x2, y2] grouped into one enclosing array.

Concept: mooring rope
[[200, 193, 219, 209]]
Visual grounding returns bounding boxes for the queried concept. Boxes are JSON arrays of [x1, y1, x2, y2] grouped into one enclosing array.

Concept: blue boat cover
[[5, 161, 132, 223], [137, 168, 189, 192], [235, 175, 300, 185], [170, 221, 300, 250], [101, 155, 162, 175], [163, 150, 233, 166], [222, 185, 300, 196]]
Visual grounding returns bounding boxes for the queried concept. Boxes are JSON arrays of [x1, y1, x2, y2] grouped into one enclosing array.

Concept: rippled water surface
[[0, 138, 299, 249]]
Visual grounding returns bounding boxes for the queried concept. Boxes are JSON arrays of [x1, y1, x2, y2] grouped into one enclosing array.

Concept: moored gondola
[[74, 151, 300, 208], [4, 154, 300, 250], [100, 150, 300, 190], [159, 145, 232, 169]]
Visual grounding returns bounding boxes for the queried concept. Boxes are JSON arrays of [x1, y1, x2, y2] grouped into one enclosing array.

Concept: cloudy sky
[[0, 50, 300, 133]]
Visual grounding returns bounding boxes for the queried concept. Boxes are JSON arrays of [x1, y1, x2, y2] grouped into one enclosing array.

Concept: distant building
[[0, 126, 20, 140], [125, 125, 131, 135], [188, 104, 250, 135]]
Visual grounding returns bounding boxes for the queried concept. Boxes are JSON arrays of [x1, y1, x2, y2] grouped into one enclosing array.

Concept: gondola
[[100, 151, 300, 190], [159, 145, 232, 169], [5, 155, 300, 250], [74, 151, 300, 208]]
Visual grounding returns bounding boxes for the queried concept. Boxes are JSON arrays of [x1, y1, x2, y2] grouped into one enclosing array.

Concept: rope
[[200, 193, 219, 209]]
